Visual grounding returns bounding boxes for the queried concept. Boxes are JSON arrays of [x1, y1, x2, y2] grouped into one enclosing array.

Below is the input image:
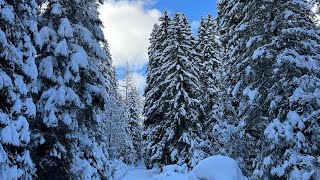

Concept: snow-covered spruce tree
[[81, 0, 137, 168], [34, 1, 87, 178], [121, 62, 135, 103], [66, 1, 119, 178], [196, 14, 221, 117], [256, 1, 320, 179], [144, 12, 207, 169], [121, 63, 143, 163], [144, 12, 170, 127], [92, 36, 133, 168], [0, 0, 40, 178], [104, 100, 135, 164], [212, 0, 256, 175], [215, 0, 320, 178], [143, 12, 170, 168], [126, 86, 143, 161], [92, 39, 134, 174], [33, 0, 114, 178], [196, 14, 222, 153]]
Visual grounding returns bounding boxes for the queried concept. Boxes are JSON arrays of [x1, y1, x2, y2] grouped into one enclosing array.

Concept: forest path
[[119, 167, 188, 180], [120, 167, 159, 180], [118, 156, 247, 180]]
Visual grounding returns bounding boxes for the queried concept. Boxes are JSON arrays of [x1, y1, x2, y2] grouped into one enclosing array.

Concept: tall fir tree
[[144, 12, 170, 127], [196, 15, 222, 153], [196, 14, 221, 116], [143, 12, 170, 167], [0, 0, 40, 178], [126, 86, 143, 162], [33, 0, 115, 178], [122, 62, 135, 104], [215, 0, 320, 178], [212, 1, 258, 175], [92, 36, 134, 170], [144, 12, 207, 169], [121, 63, 143, 163], [66, 1, 117, 178]]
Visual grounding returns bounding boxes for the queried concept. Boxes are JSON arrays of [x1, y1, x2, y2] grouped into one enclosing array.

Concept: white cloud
[[99, 0, 161, 68], [132, 72, 146, 95]]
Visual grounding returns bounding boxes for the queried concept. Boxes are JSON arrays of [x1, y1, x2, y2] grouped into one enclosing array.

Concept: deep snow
[[120, 167, 188, 180], [121, 168, 161, 180], [119, 156, 246, 180]]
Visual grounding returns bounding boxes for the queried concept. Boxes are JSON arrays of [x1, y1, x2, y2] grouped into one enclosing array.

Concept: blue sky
[[154, 0, 217, 20], [100, 0, 218, 95]]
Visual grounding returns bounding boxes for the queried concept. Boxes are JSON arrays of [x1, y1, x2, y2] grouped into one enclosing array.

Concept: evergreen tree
[[127, 86, 143, 162], [33, 0, 113, 178], [143, 13, 170, 167], [196, 15, 222, 152], [105, 100, 135, 164], [144, 12, 170, 127], [67, 1, 116, 178], [0, 0, 40, 178], [144, 12, 207, 169], [122, 62, 135, 104], [212, 1, 254, 175], [121, 63, 143, 163], [196, 14, 221, 116], [215, 0, 320, 178], [93, 37, 133, 169]]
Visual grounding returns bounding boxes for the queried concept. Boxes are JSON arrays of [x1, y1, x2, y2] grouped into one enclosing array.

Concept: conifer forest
[[0, 0, 319, 179]]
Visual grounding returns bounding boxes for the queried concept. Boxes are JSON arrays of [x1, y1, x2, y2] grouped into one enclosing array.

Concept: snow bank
[[120, 156, 246, 180], [188, 155, 247, 180]]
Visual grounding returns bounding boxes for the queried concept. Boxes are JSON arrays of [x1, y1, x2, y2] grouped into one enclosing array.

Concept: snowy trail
[[119, 167, 189, 180], [119, 156, 246, 180], [120, 168, 159, 180]]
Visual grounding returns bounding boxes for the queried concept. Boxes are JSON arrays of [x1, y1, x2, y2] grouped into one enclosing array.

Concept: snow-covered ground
[[118, 156, 247, 180], [120, 167, 188, 180], [120, 168, 159, 180]]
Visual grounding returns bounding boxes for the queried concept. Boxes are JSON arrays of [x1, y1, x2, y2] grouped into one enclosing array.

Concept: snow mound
[[188, 155, 247, 180]]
